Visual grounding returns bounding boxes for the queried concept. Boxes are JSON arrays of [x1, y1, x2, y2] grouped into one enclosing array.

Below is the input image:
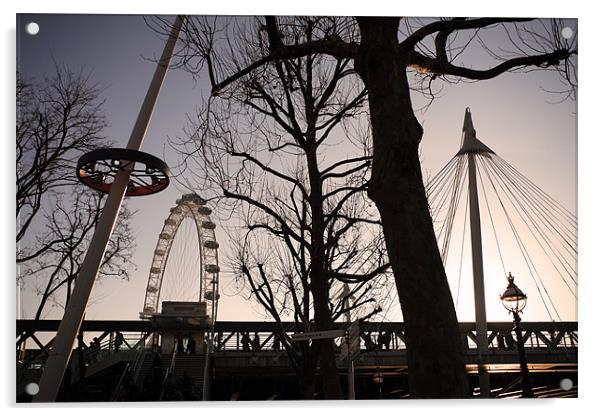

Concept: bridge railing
[[209, 321, 577, 353], [16, 320, 577, 359], [17, 329, 152, 374]]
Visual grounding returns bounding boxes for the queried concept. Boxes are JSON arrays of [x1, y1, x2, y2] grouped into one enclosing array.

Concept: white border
[[2, 1, 598, 414]]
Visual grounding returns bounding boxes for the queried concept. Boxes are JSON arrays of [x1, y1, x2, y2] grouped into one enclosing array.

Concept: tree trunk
[[355, 17, 469, 398], [299, 348, 318, 399], [307, 137, 343, 399]]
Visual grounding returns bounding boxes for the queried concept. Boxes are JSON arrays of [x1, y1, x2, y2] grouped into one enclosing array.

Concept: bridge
[[16, 319, 577, 400]]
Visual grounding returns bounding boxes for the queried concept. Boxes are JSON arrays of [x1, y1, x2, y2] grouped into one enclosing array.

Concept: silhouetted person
[[361, 332, 375, 351], [252, 332, 261, 351], [496, 333, 507, 350], [89, 337, 101, 361], [215, 331, 223, 351], [272, 332, 282, 351], [114, 331, 124, 351], [381, 331, 392, 350], [186, 334, 196, 355], [176, 335, 185, 354], [241, 332, 251, 351], [377, 331, 385, 350], [505, 332, 516, 350]]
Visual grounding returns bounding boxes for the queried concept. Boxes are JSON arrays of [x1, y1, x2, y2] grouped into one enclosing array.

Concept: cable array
[[426, 149, 576, 321]]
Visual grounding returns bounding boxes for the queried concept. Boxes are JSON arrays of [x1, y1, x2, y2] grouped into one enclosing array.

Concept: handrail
[[110, 362, 132, 401], [131, 342, 150, 385], [110, 340, 148, 401], [165, 346, 177, 382]]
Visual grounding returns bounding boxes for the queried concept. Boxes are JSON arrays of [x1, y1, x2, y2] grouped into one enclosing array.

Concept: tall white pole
[[33, 15, 185, 402], [461, 108, 492, 397], [467, 154, 488, 352], [467, 154, 491, 397]]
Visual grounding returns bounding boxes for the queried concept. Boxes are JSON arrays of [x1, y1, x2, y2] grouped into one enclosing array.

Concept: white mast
[[457, 107, 494, 397], [33, 16, 185, 402]]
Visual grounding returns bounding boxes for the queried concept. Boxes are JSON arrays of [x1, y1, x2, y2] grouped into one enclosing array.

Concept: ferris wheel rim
[[140, 194, 219, 320]]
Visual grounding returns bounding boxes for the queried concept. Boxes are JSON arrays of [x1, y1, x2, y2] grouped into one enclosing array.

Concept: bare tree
[[16, 68, 107, 247], [157, 16, 576, 398], [16, 68, 136, 321], [20, 188, 135, 321], [166, 17, 390, 398]]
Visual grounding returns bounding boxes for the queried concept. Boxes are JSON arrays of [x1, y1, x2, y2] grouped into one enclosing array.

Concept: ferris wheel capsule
[[201, 221, 216, 229], [198, 206, 212, 215], [205, 264, 220, 273], [204, 291, 220, 301], [204, 241, 219, 249]]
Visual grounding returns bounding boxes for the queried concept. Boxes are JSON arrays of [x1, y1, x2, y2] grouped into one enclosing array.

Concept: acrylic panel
[[16, 14, 577, 402]]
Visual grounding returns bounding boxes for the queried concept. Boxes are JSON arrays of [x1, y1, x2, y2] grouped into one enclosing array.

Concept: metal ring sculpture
[[140, 193, 220, 324], [77, 148, 170, 196]]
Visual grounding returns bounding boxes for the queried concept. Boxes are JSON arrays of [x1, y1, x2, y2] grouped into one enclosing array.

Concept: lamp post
[[372, 369, 384, 399], [500, 273, 534, 398]]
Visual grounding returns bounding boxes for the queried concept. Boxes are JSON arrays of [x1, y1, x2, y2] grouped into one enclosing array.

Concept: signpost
[[347, 320, 360, 361], [292, 322, 359, 400], [290, 329, 345, 342]]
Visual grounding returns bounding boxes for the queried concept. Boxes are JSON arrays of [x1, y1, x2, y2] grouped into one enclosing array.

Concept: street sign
[[338, 321, 360, 363], [290, 329, 345, 342], [347, 321, 360, 361]]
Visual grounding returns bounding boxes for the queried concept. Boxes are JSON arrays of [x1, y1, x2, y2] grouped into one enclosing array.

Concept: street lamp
[[372, 369, 384, 399], [500, 272, 534, 398], [372, 370, 384, 385]]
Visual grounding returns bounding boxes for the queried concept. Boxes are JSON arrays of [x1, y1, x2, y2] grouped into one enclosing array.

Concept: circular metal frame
[[76, 148, 170, 196], [140, 194, 220, 322]]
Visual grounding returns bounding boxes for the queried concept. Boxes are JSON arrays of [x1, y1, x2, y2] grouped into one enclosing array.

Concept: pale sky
[[16, 14, 577, 324]]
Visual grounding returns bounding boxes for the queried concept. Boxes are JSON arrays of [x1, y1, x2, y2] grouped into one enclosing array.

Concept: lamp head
[[500, 272, 527, 313], [372, 370, 384, 385]]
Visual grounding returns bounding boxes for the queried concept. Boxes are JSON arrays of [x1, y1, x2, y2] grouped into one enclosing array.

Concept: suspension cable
[[475, 155, 507, 276], [479, 155, 562, 321], [484, 157, 577, 296]]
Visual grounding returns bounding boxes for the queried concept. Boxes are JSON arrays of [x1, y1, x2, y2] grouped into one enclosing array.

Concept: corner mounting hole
[[561, 27, 573, 39], [25, 382, 40, 396], [559, 378, 573, 391], [25, 22, 40, 36]]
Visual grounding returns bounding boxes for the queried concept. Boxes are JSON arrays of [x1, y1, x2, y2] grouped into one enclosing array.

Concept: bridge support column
[[462, 108, 491, 397]]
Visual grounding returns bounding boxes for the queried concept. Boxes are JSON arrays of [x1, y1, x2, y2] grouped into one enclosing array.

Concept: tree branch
[[400, 18, 533, 51], [408, 47, 576, 80], [329, 263, 391, 283]]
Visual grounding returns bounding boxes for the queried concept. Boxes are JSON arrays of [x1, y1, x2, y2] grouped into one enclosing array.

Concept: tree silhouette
[[17, 68, 136, 321], [167, 25, 390, 397], [154, 16, 576, 398]]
